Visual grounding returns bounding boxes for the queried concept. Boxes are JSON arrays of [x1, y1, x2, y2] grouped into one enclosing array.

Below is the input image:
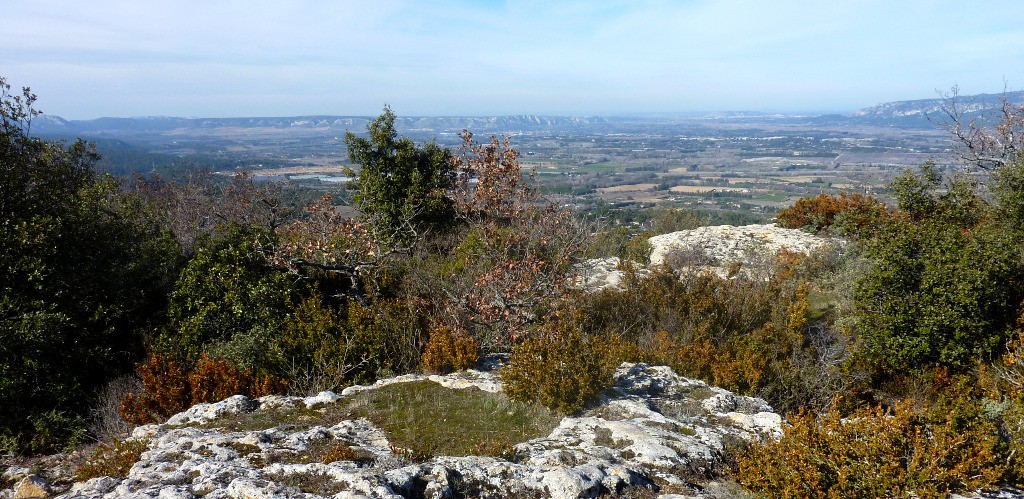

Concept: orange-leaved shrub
[[119, 353, 286, 425], [776, 191, 888, 236], [421, 325, 479, 374], [639, 287, 808, 402], [736, 393, 1008, 498]]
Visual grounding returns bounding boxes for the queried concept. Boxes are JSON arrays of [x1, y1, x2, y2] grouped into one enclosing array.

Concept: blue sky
[[3, 0, 1023, 119]]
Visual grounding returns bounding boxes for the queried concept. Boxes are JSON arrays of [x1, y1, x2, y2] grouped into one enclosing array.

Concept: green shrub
[[270, 293, 349, 393], [345, 107, 457, 241], [856, 216, 1023, 374], [9, 410, 89, 455], [648, 206, 704, 234], [586, 225, 632, 259], [622, 232, 654, 264], [342, 299, 428, 383], [0, 79, 181, 453], [269, 295, 427, 392], [502, 318, 621, 414], [992, 157, 1024, 227], [579, 248, 858, 414], [156, 224, 296, 367]]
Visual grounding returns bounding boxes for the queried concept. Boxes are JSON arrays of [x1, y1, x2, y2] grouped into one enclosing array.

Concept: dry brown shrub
[[119, 353, 287, 425], [75, 438, 149, 481], [468, 436, 514, 460], [619, 279, 811, 403], [317, 441, 358, 463], [420, 326, 479, 374], [736, 395, 1007, 498], [773, 248, 807, 281], [776, 191, 888, 235], [88, 376, 142, 442], [644, 331, 714, 382], [188, 354, 287, 404], [118, 354, 190, 425], [438, 132, 589, 349]]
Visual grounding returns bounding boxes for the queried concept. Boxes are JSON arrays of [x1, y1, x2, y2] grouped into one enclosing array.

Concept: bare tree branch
[[940, 85, 1024, 171]]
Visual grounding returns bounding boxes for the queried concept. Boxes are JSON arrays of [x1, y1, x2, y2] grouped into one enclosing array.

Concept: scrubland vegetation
[[6, 76, 1024, 496]]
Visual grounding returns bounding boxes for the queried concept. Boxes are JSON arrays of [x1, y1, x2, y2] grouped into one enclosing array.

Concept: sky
[[3, 0, 1024, 119]]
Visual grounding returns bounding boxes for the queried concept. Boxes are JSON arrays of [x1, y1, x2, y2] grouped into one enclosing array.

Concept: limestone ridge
[[852, 91, 1024, 120], [55, 362, 781, 499]]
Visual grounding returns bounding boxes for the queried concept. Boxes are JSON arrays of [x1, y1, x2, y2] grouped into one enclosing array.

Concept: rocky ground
[[3, 361, 782, 499]]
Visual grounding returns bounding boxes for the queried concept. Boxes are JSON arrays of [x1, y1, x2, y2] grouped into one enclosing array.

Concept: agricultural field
[[44, 113, 958, 219]]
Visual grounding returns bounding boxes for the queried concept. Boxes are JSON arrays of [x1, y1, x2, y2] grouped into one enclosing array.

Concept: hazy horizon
[[40, 109, 848, 121], [4, 1, 1023, 120]]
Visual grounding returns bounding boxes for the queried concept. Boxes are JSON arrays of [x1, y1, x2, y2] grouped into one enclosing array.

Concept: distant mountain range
[[30, 114, 619, 136], [851, 90, 1024, 123], [30, 90, 1024, 138]]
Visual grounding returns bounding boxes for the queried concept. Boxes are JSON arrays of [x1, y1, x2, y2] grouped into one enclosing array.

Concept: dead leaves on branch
[[268, 194, 382, 303], [440, 132, 589, 346], [451, 131, 535, 220], [135, 169, 288, 254]]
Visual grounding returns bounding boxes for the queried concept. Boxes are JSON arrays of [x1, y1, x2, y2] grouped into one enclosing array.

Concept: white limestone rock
[[576, 224, 832, 291], [66, 477, 119, 497], [54, 362, 782, 499], [164, 394, 259, 426], [1, 468, 30, 485], [340, 369, 502, 397], [302, 391, 343, 408], [648, 223, 833, 276], [573, 257, 650, 292]]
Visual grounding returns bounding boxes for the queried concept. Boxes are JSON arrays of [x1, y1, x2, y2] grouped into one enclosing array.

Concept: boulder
[[13, 475, 50, 499]]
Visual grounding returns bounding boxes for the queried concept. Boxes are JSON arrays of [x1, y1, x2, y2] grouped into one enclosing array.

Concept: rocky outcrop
[[52, 362, 781, 499], [647, 224, 831, 272], [576, 224, 833, 292]]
